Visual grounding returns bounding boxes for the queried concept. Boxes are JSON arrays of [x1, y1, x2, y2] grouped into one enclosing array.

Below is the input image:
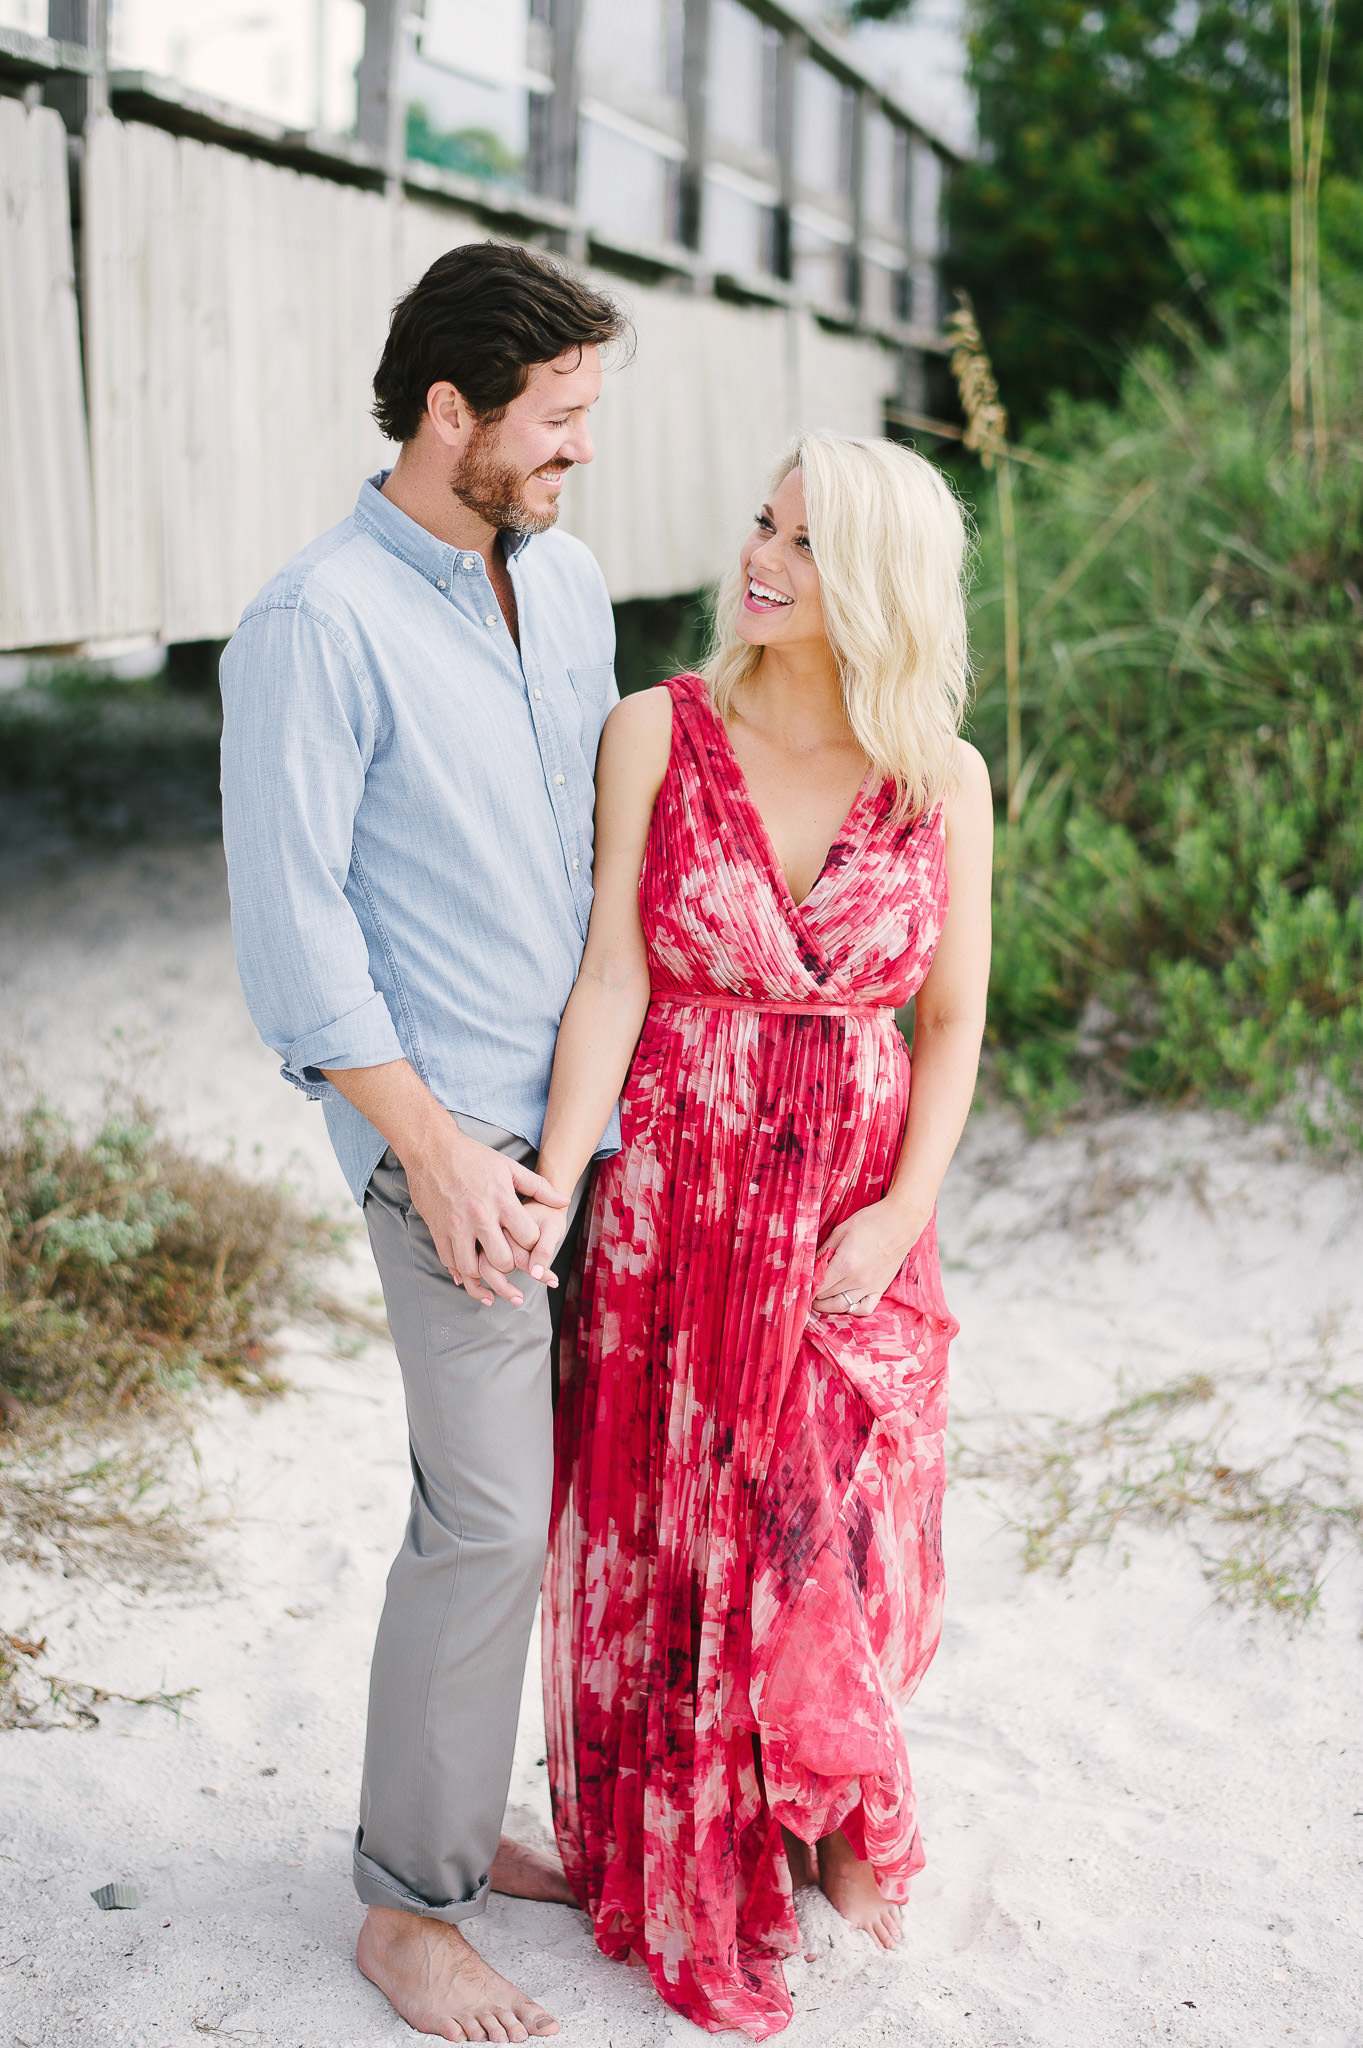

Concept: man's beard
[[450, 425, 570, 535]]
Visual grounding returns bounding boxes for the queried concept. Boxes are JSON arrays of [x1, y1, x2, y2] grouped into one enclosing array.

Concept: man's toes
[[528, 2016, 561, 2037], [494, 2013, 529, 2044]]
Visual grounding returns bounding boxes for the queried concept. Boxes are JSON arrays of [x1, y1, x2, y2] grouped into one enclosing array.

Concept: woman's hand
[[812, 1198, 929, 1319], [477, 1197, 569, 1297]]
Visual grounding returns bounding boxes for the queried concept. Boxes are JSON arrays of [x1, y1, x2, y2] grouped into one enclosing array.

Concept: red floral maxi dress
[[543, 673, 959, 2038]]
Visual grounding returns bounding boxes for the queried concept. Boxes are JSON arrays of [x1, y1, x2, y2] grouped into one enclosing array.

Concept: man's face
[[446, 346, 602, 535]]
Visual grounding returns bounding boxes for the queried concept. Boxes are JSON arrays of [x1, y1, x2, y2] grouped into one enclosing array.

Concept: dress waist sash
[[651, 989, 894, 1020]]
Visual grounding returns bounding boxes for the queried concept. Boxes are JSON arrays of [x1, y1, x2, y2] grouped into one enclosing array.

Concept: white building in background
[[0, 0, 960, 655], [106, 0, 367, 136]]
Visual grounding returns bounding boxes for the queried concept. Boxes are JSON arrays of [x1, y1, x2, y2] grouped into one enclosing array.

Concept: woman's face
[[734, 467, 826, 654]]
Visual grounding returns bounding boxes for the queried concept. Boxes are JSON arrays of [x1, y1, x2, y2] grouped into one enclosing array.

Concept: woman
[[520, 432, 992, 2037]]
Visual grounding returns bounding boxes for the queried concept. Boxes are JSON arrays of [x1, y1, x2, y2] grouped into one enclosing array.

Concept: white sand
[[2, 842, 1361, 2048]]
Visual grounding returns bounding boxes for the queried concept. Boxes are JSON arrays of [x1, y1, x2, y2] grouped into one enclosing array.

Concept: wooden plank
[[0, 98, 97, 649]]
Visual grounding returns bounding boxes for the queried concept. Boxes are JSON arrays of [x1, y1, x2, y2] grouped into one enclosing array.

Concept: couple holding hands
[[221, 240, 991, 2043]]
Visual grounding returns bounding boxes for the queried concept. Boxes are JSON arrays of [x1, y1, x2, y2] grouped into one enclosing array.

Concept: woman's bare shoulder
[[601, 685, 675, 768], [604, 683, 676, 742], [943, 739, 994, 840], [950, 737, 991, 792], [597, 685, 676, 807]]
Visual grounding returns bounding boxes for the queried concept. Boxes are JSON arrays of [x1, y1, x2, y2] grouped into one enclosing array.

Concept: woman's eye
[[753, 513, 773, 532], [797, 536, 813, 552]]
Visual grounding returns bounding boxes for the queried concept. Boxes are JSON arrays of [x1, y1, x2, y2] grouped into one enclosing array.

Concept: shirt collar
[[355, 471, 536, 584]]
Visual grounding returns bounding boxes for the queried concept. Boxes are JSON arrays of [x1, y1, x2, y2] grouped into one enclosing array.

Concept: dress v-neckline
[[699, 686, 879, 916]]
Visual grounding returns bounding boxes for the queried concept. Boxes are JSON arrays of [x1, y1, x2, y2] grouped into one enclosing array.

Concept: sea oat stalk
[[947, 293, 1021, 829]]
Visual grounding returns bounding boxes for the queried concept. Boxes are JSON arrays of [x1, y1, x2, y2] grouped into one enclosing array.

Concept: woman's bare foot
[[357, 1905, 560, 2041], [782, 1826, 818, 1891], [490, 1834, 578, 1906], [815, 1831, 902, 1951]]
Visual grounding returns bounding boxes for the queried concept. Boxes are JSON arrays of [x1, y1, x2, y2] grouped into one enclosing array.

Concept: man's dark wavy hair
[[372, 240, 630, 444]]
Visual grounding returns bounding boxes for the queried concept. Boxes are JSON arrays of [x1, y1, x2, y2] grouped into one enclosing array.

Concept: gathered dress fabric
[[543, 673, 958, 2037]]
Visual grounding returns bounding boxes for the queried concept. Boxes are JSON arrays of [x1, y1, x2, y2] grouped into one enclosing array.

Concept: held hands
[[480, 1199, 570, 1298], [404, 1125, 568, 1309], [811, 1196, 930, 1320]]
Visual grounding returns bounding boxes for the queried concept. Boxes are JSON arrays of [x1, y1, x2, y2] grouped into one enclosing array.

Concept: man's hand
[[317, 1060, 568, 1308], [405, 1126, 567, 1308]]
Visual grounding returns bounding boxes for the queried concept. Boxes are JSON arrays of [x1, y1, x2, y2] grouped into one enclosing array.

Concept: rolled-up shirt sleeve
[[220, 600, 406, 1099]]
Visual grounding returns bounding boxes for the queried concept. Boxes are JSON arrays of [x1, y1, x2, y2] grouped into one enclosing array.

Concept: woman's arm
[[812, 740, 994, 1316], [511, 685, 674, 1284]]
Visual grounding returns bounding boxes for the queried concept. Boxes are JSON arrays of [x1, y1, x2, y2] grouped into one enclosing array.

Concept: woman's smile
[[743, 575, 795, 613]]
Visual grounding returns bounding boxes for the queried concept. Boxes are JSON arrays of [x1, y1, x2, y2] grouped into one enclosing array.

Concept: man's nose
[[564, 420, 595, 466]]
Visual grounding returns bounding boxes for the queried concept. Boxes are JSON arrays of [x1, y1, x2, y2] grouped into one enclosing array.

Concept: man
[[220, 241, 629, 2043]]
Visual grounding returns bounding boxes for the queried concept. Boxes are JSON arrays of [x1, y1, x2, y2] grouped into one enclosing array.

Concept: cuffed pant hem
[[352, 1829, 490, 1924]]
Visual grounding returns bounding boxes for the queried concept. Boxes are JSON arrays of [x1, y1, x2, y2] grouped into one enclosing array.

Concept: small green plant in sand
[[0, 1098, 338, 1423], [953, 1357, 1363, 1624], [0, 1096, 342, 1727]]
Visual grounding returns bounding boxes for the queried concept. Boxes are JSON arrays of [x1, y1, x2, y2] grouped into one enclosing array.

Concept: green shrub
[[0, 1101, 338, 1423], [0, 670, 222, 848], [965, 308, 1363, 1139]]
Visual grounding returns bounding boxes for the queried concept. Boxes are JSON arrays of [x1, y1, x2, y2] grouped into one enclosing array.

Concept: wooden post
[[772, 26, 799, 284], [45, 0, 107, 133], [546, 0, 582, 214], [358, 0, 407, 190], [847, 87, 867, 319], [679, 0, 711, 254]]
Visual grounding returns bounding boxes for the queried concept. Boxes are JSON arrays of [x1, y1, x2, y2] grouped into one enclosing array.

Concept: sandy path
[[1, 843, 1360, 2048]]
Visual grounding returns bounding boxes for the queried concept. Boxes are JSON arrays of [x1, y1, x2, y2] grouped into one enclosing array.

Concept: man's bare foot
[[782, 1826, 818, 1891], [490, 1834, 577, 1907], [357, 1905, 560, 2042], [815, 1831, 902, 1951]]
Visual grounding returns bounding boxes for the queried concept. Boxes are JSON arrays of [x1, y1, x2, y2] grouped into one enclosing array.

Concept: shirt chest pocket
[[566, 664, 617, 759]]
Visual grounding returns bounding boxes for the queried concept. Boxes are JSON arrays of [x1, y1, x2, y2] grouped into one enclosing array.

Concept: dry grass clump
[[1, 1626, 195, 1732], [0, 1440, 200, 1581], [0, 1096, 344, 1729], [953, 1355, 1363, 1624], [0, 1098, 339, 1426]]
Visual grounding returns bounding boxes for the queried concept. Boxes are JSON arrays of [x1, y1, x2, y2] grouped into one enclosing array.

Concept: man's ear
[[424, 382, 470, 449]]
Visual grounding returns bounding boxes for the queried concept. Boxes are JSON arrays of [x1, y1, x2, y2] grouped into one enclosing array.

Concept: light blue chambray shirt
[[220, 473, 620, 1204]]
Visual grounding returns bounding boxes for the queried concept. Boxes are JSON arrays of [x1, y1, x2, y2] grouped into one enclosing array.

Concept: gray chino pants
[[352, 1118, 586, 1922]]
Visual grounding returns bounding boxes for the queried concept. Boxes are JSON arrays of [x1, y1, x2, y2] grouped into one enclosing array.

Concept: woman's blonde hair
[[702, 431, 972, 818]]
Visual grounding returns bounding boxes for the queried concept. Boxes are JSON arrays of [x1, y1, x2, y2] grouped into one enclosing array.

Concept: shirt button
[[463, 555, 478, 570], [572, 856, 580, 870], [554, 773, 565, 787], [533, 689, 542, 701], [436, 579, 447, 590], [484, 613, 497, 627]]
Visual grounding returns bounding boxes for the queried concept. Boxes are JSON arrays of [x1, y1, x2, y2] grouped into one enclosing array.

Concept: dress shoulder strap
[[661, 671, 710, 717]]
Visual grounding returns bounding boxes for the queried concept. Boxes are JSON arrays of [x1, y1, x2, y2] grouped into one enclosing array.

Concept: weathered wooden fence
[[0, 98, 96, 648], [0, 98, 896, 651]]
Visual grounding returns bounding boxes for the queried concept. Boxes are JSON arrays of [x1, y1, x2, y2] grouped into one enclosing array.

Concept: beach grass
[[0, 1095, 339, 1425], [952, 1348, 1363, 1624], [0, 1092, 344, 1726], [959, 305, 1363, 1141]]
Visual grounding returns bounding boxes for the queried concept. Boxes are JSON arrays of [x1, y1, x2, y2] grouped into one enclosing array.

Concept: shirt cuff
[[281, 994, 406, 1098]]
